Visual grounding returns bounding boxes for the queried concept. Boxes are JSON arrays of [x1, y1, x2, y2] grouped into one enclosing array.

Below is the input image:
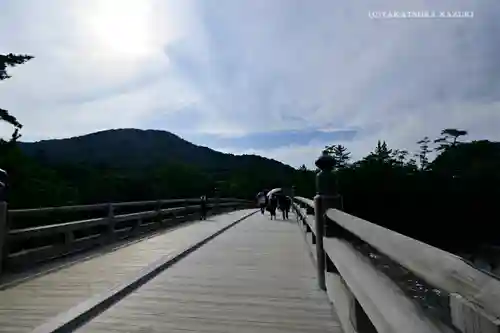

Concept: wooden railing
[[0, 197, 251, 274], [291, 151, 500, 333]]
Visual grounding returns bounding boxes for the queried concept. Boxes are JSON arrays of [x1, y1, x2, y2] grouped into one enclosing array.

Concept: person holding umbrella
[[267, 194, 278, 219], [265, 188, 282, 220]]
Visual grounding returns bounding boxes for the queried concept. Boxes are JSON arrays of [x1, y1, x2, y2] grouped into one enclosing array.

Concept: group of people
[[199, 189, 292, 221], [256, 190, 292, 220]]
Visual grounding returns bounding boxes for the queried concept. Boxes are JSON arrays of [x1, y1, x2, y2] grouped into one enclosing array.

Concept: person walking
[[256, 191, 267, 214], [267, 194, 278, 220], [285, 195, 292, 218], [200, 195, 207, 220], [277, 194, 291, 220]]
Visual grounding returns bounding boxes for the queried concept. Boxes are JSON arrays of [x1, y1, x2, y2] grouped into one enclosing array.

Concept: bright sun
[[84, 1, 156, 58]]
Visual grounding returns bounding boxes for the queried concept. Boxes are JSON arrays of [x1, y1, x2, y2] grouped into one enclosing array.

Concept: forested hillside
[[0, 129, 312, 208], [325, 130, 500, 254]]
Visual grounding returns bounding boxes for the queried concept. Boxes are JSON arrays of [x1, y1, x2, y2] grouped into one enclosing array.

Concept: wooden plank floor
[[76, 212, 343, 333], [0, 210, 255, 333]]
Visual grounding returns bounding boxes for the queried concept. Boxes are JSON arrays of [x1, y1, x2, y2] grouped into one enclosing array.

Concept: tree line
[[319, 129, 500, 255]]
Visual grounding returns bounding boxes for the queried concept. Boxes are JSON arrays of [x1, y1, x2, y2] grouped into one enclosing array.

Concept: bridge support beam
[[0, 201, 6, 275], [214, 187, 220, 215], [314, 194, 326, 290], [314, 150, 337, 291], [106, 203, 116, 243], [0, 169, 7, 275]]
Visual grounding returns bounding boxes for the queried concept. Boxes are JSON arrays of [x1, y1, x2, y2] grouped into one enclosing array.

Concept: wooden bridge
[[0, 153, 499, 333]]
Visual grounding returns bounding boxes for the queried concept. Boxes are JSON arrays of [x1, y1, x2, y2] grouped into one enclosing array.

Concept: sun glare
[[84, 1, 157, 58]]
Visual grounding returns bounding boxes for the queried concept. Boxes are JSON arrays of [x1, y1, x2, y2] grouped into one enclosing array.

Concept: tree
[[333, 145, 351, 169], [0, 53, 33, 81], [443, 128, 468, 146], [298, 164, 308, 172], [325, 144, 351, 169], [0, 108, 22, 129], [416, 137, 432, 169], [11, 128, 21, 142], [0, 53, 34, 137], [371, 140, 392, 163], [391, 149, 408, 165], [434, 128, 468, 152], [407, 158, 418, 169]]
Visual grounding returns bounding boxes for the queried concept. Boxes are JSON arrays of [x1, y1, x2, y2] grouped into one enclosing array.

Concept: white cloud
[[216, 143, 327, 169], [1, 0, 500, 167], [0, 0, 191, 137]]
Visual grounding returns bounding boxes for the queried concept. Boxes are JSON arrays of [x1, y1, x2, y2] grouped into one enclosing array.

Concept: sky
[[1, 0, 500, 168]]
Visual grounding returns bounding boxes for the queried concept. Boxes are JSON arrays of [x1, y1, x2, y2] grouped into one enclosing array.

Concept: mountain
[[18, 128, 295, 172], [0, 128, 315, 208]]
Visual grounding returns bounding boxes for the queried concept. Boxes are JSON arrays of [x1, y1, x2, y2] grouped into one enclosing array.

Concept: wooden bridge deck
[[75, 212, 342, 333], [0, 210, 255, 333]]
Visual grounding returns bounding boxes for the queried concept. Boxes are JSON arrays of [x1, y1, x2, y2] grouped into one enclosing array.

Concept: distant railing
[[0, 196, 251, 275], [291, 151, 500, 333]]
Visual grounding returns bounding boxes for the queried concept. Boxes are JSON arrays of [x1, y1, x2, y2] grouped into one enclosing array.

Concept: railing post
[[64, 230, 74, 250], [155, 200, 163, 225], [290, 185, 297, 220], [107, 203, 115, 242], [0, 169, 8, 275], [214, 187, 220, 215], [450, 294, 500, 333], [0, 201, 7, 275], [313, 150, 336, 290], [183, 199, 189, 221]]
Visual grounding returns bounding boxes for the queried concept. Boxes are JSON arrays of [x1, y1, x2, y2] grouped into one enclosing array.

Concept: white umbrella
[[267, 188, 282, 197]]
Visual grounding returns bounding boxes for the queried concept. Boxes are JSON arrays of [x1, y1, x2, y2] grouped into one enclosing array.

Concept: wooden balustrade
[[0, 197, 251, 274], [291, 150, 500, 333]]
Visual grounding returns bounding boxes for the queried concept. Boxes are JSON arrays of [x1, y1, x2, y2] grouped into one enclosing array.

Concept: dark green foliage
[[325, 144, 351, 169], [18, 129, 296, 171], [0, 108, 23, 130], [372, 140, 392, 162], [333, 133, 500, 255], [434, 128, 468, 152], [0, 144, 78, 207], [1, 53, 33, 139], [416, 137, 431, 169], [0, 53, 33, 81], [3, 129, 306, 208]]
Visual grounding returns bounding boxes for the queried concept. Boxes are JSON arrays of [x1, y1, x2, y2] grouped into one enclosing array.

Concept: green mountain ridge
[[18, 128, 295, 171], [2, 128, 312, 208]]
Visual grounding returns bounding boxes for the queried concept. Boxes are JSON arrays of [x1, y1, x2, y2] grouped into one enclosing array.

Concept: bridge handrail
[[293, 196, 314, 208], [9, 206, 194, 239], [1, 197, 252, 274], [8, 197, 247, 216], [292, 196, 500, 333], [8, 202, 244, 240], [326, 208, 500, 323]]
